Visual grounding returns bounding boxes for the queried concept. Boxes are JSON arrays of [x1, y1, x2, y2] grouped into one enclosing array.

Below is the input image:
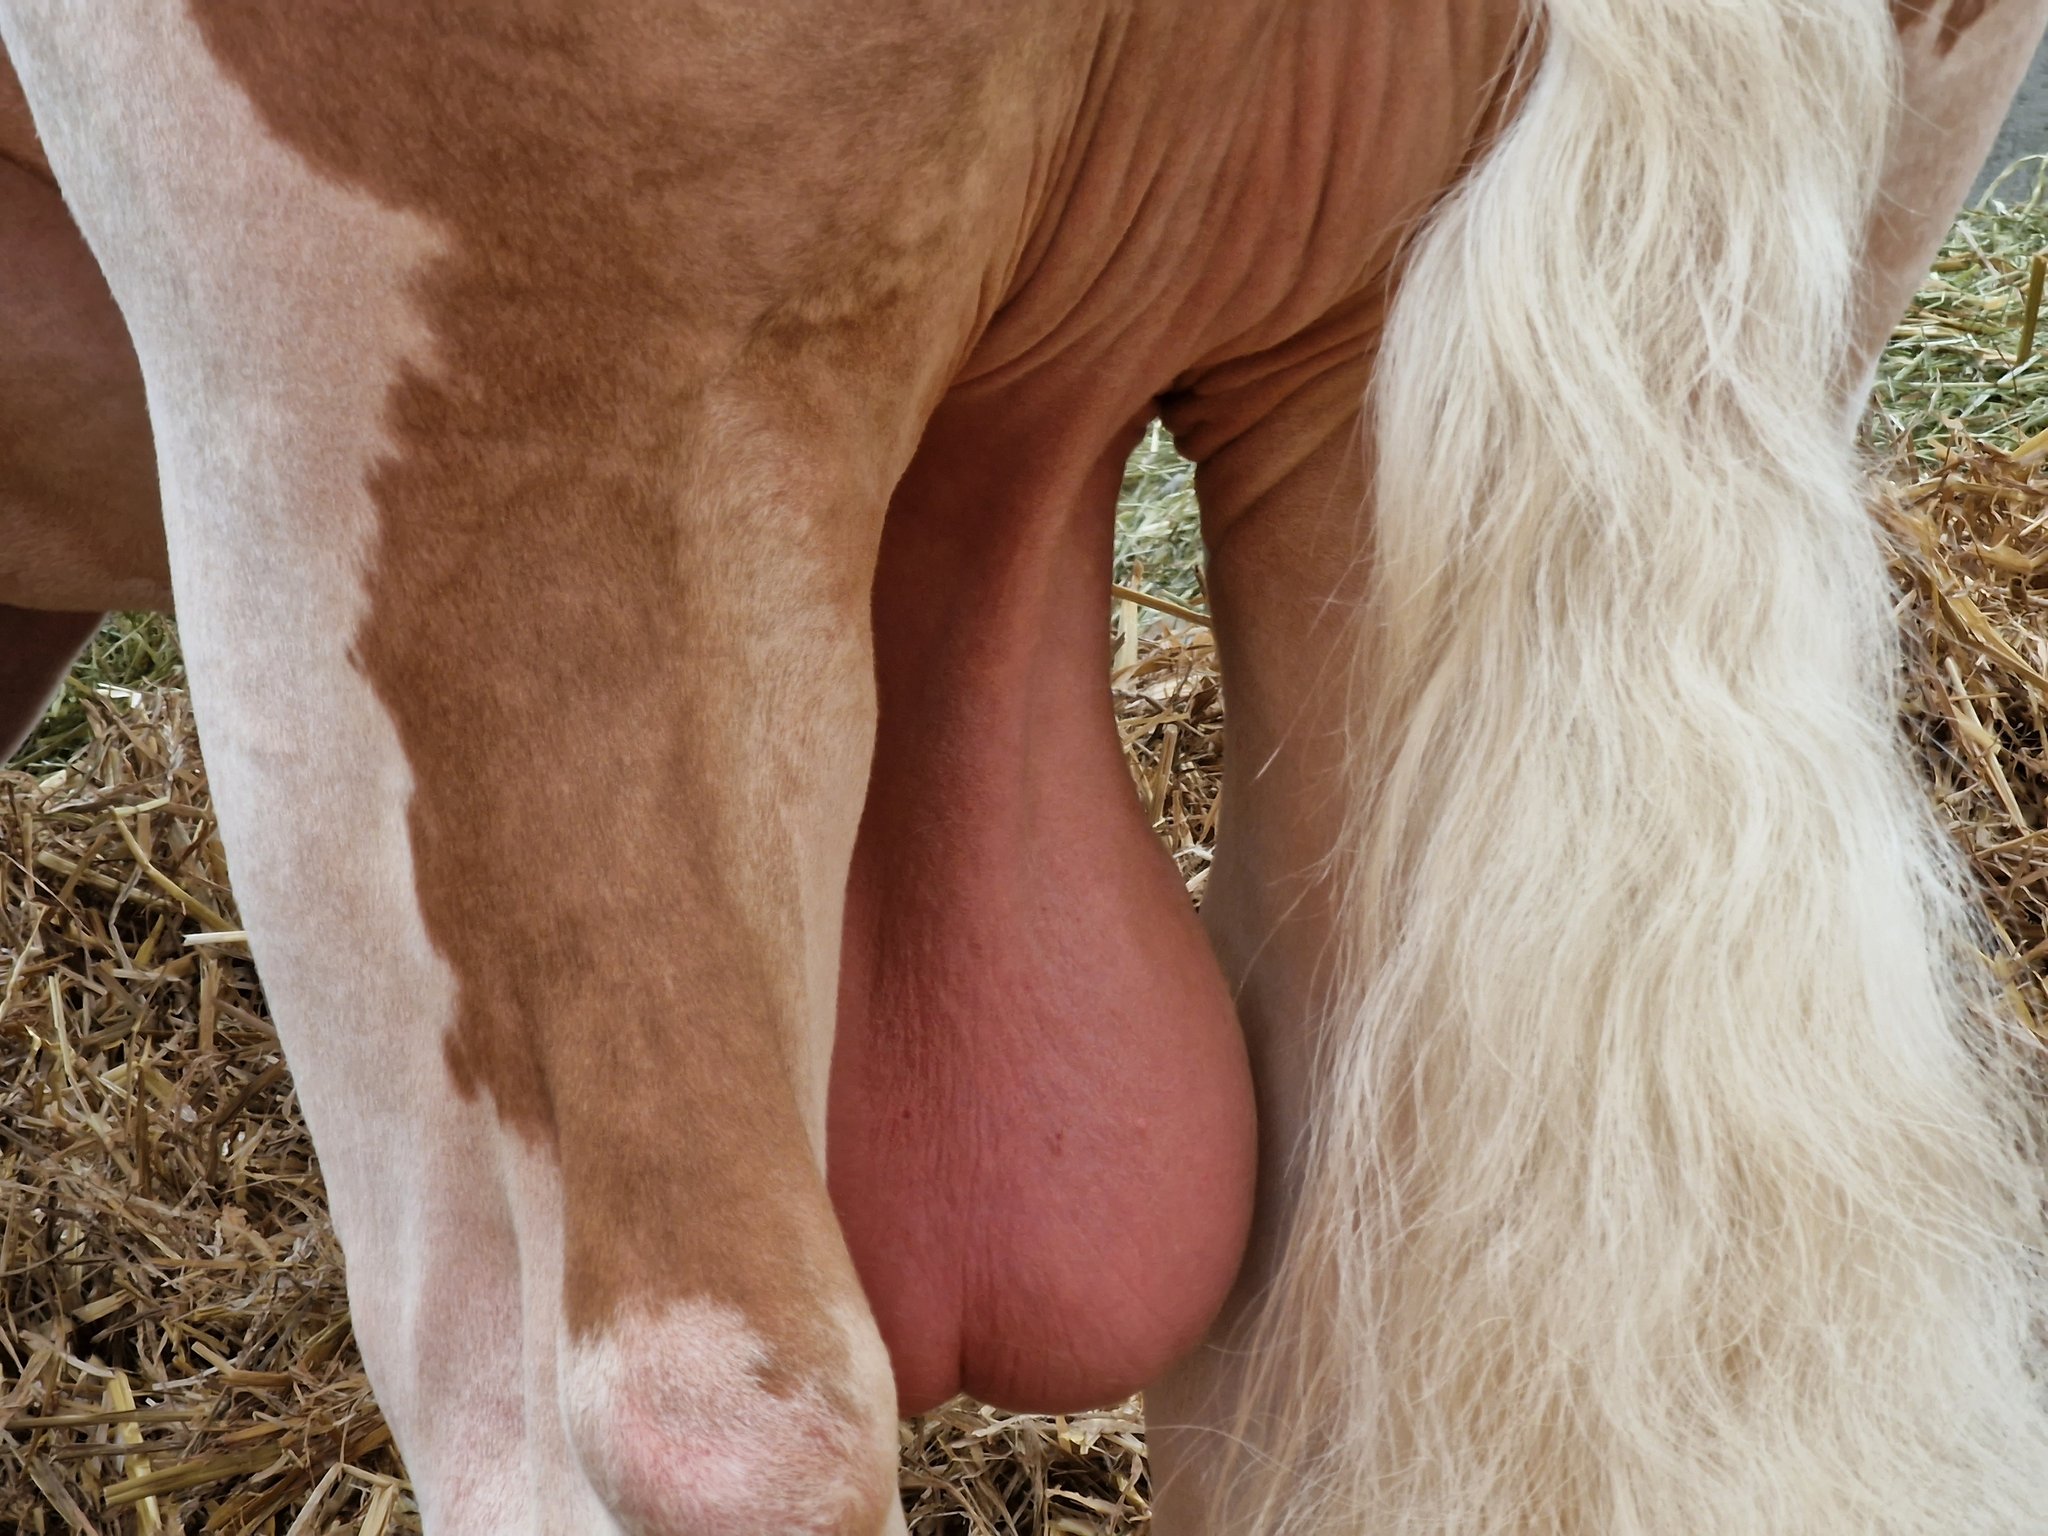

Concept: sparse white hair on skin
[[561, 1299, 903, 1536], [1216, 0, 2048, 1530]]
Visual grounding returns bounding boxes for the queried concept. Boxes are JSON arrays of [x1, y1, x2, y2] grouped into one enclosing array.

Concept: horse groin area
[[8, 173, 2048, 1533]]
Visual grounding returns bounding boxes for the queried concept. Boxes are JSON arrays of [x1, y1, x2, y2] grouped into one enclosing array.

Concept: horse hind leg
[[1153, 1, 2048, 1532], [2, 6, 1019, 1531]]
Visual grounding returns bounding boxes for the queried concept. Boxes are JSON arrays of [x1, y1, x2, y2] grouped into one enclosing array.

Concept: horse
[[6, 1, 2048, 1531]]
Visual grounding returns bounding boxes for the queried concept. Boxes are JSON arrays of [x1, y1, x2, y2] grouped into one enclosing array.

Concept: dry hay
[[13, 184, 2048, 1530], [1885, 441, 2048, 1034], [0, 689, 401, 1534]]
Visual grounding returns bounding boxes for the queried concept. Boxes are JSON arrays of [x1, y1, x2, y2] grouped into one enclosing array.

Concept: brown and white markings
[[5, 2, 2048, 1533]]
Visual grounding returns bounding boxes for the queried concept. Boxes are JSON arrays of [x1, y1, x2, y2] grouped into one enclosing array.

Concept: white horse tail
[[1224, 0, 2048, 1530]]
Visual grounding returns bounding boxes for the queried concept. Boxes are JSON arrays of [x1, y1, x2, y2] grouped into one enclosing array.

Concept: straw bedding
[[6, 179, 2048, 1532]]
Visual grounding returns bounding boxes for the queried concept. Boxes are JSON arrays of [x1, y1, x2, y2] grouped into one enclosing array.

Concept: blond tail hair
[[1220, 1, 2048, 1529]]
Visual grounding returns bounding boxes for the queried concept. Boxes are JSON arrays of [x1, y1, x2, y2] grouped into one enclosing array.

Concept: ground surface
[[8, 185, 2048, 1531]]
